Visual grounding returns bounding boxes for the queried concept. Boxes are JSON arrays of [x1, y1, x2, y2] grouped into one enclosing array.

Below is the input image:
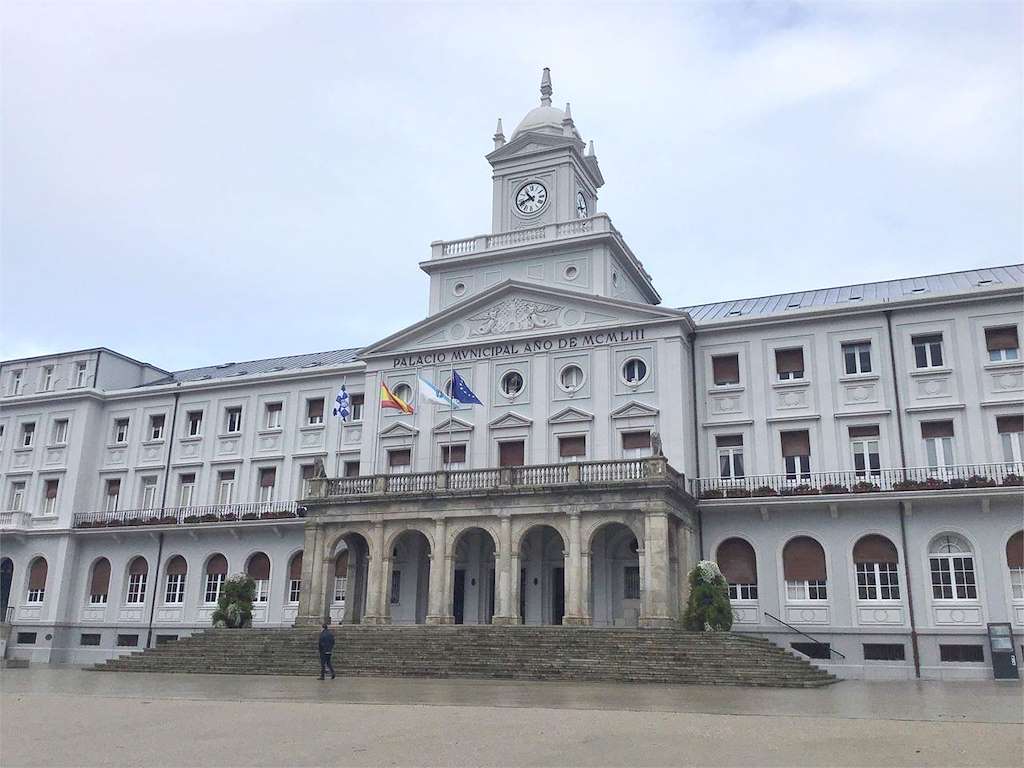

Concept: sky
[[2, 1, 1021, 371]]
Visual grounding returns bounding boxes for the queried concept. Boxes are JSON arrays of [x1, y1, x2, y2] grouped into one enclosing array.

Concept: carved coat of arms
[[468, 297, 561, 336]]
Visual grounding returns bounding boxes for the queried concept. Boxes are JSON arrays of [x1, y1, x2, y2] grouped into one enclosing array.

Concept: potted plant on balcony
[[200, 513, 219, 523], [965, 474, 996, 488], [851, 480, 881, 493], [921, 477, 950, 490], [241, 512, 258, 521], [159, 515, 178, 525], [725, 487, 751, 498], [700, 489, 724, 500], [124, 518, 143, 527], [781, 484, 819, 496], [183, 514, 201, 524], [142, 516, 162, 525], [211, 574, 256, 629], [220, 512, 237, 522], [820, 483, 849, 495], [1002, 473, 1023, 487], [751, 485, 779, 497], [682, 561, 732, 632], [893, 479, 923, 491]]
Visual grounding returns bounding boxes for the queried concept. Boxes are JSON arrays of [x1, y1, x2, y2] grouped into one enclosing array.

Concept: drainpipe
[[885, 310, 920, 678], [687, 331, 704, 558], [145, 385, 180, 649]]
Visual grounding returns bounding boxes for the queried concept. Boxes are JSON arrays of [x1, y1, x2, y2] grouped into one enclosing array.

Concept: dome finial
[[493, 117, 506, 149], [540, 67, 552, 107]]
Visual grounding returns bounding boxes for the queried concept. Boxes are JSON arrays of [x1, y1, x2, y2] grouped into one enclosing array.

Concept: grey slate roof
[[681, 264, 1024, 324], [142, 348, 362, 387]]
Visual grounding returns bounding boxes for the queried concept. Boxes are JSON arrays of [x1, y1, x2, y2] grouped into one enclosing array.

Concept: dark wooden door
[[453, 569, 466, 624], [552, 567, 565, 625], [499, 441, 525, 467]]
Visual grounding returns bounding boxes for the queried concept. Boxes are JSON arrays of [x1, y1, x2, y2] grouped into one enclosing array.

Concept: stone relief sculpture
[[468, 297, 561, 336]]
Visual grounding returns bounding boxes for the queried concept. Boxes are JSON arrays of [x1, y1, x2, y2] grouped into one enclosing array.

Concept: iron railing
[[764, 611, 846, 659], [73, 500, 300, 529], [693, 462, 1024, 500]]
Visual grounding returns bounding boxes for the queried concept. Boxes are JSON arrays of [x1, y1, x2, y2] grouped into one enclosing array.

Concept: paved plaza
[[1, 668, 1022, 767]]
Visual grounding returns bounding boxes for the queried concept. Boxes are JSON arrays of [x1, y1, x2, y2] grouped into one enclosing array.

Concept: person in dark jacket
[[318, 623, 336, 680]]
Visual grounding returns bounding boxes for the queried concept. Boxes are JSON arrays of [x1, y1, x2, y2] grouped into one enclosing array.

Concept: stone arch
[[449, 526, 498, 625], [583, 515, 644, 555], [386, 528, 432, 624], [588, 522, 641, 627], [383, 523, 435, 560], [446, 519, 502, 557], [324, 529, 372, 624], [517, 523, 567, 625]]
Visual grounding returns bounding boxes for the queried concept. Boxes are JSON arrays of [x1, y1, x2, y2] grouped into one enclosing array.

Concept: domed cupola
[[511, 68, 581, 140]]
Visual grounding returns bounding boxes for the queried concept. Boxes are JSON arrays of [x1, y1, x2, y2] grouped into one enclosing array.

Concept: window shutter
[[180, 473, 195, 484], [499, 441, 525, 467], [443, 444, 467, 463], [206, 554, 228, 575], [308, 399, 324, 418], [335, 551, 349, 577], [559, 436, 586, 457], [107, 479, 120, 496], [389, 449, 411, 467], [128, 557, 148, 576], [259, 468, 276, 487], [716, 538, 757, 584], [912, 333, 942, 345], [622, 431, 651, 450], [351, 394, 364, 406], [848, 425, 880, 438], [1007, 531, 1024, 569], [853, 534, 899, 564], [165, 556, 187, 576], [28, 558, 47, 590], [985, 326, 1019, 351], [780, 430, 810, 457], [289, 553, 303, 580], [45, 480, 59, 499], [996, 416, 1023, 434], [344, 462, 360, 478], [921, 421, 954, 439], [782, 537, 826, 581], [715, 434, 743, 448], [267, 402, 281, 413], [247, 553, 270, 580], [90, 559, 111, 595], [712, 355, 740, 385], [775, 348, 804, 374], [301, 465, 315, 480]]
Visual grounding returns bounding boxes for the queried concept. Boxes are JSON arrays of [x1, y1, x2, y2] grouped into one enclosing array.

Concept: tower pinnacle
[[493, 118, 506, 149], [540, 67, 552, 107]]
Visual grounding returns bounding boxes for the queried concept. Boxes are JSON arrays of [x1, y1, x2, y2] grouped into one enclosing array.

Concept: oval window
[[501, 371, 524, 397], [559, 364, 584, 392], [622, 358, 647, 385], [564, 265, 579, 281], [393, 383, 413, 403], [453, 282, 466, 296]]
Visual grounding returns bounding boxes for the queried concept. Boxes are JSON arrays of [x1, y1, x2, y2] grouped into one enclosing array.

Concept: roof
[[141, 348, 362, 387], [681, 264, 1024, 325], [0, 346, 168, 372]]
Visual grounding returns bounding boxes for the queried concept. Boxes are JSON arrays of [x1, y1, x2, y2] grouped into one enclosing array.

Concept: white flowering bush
[[695, 560, 723, 583], [682, 560, 732, 631]]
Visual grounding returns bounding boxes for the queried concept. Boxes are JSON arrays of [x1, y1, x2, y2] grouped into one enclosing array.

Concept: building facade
[[2, 70, 1022, 680]]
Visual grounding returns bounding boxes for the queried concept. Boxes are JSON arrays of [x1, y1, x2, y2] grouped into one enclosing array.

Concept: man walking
[[318, 623, 336, 680]]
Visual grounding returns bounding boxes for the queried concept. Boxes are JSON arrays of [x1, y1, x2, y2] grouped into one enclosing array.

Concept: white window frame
[[252, 579, 269, 603], [728, 583, 758, 601], [140, 477, 158, 509], [21, 423, 35, 448], [10, 369, 24, 395], [73, 361, 88, 388], [558, 435, 587, 464], [288, 578, 302, 603], [89, 589, 107, 605], [186, 411, 203, 437], [41, 366, 54, 392], [306, 399, 324, 426], [149, 415, 165, 441], [441, 444, 467, 470], [499, 371, 524, 397], [257, 479, 274, 503], [990, 347, 1019, 363], [26, 586, 44, 604], [164, 573, 186, 604], [225, 407, 242, 434], [51, 419, 69, 446], [622, 358, 648, 386], [125, 572, 147, 605], [717, 446, 744, 480], [855, 562, 900, 601], [333, 576, 347, 603], [924, 436, 954, 471], [104, 480, 121, 513], [204, 572, 225, 604], [1001, 430, 1023, 466], [9, 482, 26, 511], [929, 536, 977, 601], [784, 454, 811, 481], [842, 342, 872, 375], [851, 438, 881, 477], [1011, 567, 1024, 601], [350, 395, 364, 422], [112, 418, 129, 444], [264, 403, 282, 430], [42, 482, 58, 515], [785, 580, 828, 601], [913, 335, 944, 369], [558, 364, 585, 393], [177, 476, 195, 508], [217, 473, 236, 505]]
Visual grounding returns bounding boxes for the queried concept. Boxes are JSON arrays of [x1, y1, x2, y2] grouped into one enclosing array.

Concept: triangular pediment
[[360, 280, 686, 359], [488, 411, 533, 429], [486, 132, 583, 163], [549, 406, 594, 424], [432, 416, 474, 434], [611, 400, 659, 420], [378, 422, 419, 438]]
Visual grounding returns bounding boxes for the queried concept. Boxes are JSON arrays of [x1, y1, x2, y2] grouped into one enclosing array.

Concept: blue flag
[[451, 370, 482, 406]]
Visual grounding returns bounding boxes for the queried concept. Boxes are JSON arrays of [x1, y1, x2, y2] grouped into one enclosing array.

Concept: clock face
[[515, 182, 548, 215], [576, 191, 588, 219]]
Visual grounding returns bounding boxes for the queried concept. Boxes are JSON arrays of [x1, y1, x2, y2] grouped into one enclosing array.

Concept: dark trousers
[[319, 652, 335, 678]]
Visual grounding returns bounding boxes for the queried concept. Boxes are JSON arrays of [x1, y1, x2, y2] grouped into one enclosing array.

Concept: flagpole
[[448, 363, 455, 471], [372, 371, 382, 476], [335, 376, 346, 477]]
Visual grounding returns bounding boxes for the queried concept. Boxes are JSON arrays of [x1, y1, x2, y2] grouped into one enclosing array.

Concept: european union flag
[[451, 370, 482, 406]]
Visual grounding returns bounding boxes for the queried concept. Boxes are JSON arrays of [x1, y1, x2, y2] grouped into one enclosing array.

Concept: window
[[186, 411, 203, 437], [112, 418, 129, 444], [559, 365, 584, 392], [1006, 531, 1023, 600], [117, 634, 139, 648], [306, 398, 324, 425], [300, 464, 316, 497], [177, 473, 196, 508], [392, 384, 413, 404], [623, 566, 641, 600], [264, 402, 282, 430], [775, 348, 805, 381], [716, 435, 744, 479], [388, 449, 412, 474], [17, 632, 37, 645], [104, 478, 121, 512], [140, 477, 158, 509], [350, 394, 364, 422], [998, 416, 1024, 466], [863, 643, 906, 661], [74, 361, 88, 388], [441, 444, 467, 469], [9, 369, 24, 395], [929, 534, 977, 600], [558, 435, 586, 462], [853, 535, 900, 601], [125, 557, 148, 604], [390, 570, 401, 604], [8, 481, 25, 511], [257, 467, 276, 502], [499, 441, 525, 467], [781, 430, 811, 480], [149, 414, 165, 441], [912, 333, 944, 369], [939, 645, 984, 663], [204, 555, 228, 603], [791, 642, 831, 660], [842, 342, 872, 375], [50, 419, 68, 446], [849, 425, 881, 477], [21, 422, 35, 448], [500, 371, 524, 397], [26, 557, 47, 603], [247, 553, 271, 603], [42, 479, 59, 515], [216, 470, 236, 505], [164, 556, 187, 604], [288, 553, 303, 603], [89, 558, 110, 604], [333, 551, 348, 602], [225, 406, 242, 434], [155, 634, 178, 645], [622, 431, 652, 459], [343, 461, 360, 478], [717, 538, 757, 600], [40, 365, 54, 391], [985, 326, 1019, 362], [712, 354, 740, 386], [921, 421, 955, 471], [783, 536, 827, 600], [622, 358, 648, 385], [80, 633, 102, 646], [0, 423, 4, 449]]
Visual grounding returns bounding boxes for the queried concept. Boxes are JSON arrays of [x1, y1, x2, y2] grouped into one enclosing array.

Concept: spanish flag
[[380, 382, 414, 414]]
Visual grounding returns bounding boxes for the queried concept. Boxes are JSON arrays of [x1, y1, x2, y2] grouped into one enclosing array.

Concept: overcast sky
[[2, 1, 1021, 371]]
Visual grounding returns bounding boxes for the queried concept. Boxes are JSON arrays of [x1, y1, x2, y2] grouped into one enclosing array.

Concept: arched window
[[164, 556, 187, 604], [333, 551, 348, 603], [26, 557, 47, 603], [246, 553, 271, 603], [204, 554, 228, 604], [288, 553, 303, 603], [929, 534, 977, 600], [853, 535, 900, 601], [783, 536, 827, 601], [1007, 531, 1023, 600], [89, 558, 110, 604], [716, 538, 757, 600], [125, 557, 148, 604]]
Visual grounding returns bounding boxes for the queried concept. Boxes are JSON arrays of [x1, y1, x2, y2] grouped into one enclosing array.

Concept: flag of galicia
[[332, 385, 351, 421], [451, 370, 482, 406]]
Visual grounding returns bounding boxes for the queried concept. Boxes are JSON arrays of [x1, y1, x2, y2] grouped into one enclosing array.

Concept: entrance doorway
[[0, 558, 12, 620], [518, 525, 566, 625], [451, 527, 496, 624], [589, 523, 641, 627], [333, 534, 369, 624], [388, 530, 431, 624]]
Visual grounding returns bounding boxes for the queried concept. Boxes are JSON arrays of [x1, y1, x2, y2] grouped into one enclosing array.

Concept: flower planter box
[[893, 480, 923, 491], [750, 486, 779, 497], [183, 515, 201, 524], [965, 475, 996, 488], [780, 484, 820, 497], [851, 481, 881, 493], [241, 513, 258, 521], [220, 513, 237, 522], [821, 484, 849, 495], [700, 489, 724, 500], [200, 514, 219, 523], [921, 478, 950, 490], [725, 488, 751, 498], [1002, 474, 1023, 487]]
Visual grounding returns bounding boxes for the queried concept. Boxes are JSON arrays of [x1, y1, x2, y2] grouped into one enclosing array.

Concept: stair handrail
[[763, 611, 846, 659]]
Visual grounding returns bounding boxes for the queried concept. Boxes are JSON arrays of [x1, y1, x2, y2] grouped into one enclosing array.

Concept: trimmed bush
[[682, 560, 733, 632], [211, 574, 256, 629]]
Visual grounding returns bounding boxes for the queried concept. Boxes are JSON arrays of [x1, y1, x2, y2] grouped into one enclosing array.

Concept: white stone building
[[2, 69, 1022, 680]]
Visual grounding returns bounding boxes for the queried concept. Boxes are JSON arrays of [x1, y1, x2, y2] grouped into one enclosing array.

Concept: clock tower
[[487, 68, 604, 234]]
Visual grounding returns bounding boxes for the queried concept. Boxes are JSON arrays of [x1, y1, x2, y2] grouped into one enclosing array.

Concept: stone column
[[493, 516, 515, 624], [343, 550, 358, 624], [564, 511, 586, 625], [579, 550, 592, 624], [295, 522, 327, 626], [362, 521, 388, 625], [640, 511, 673, 628], [509, 551, 522, 624], [676, 524, 693, 618], [426, 517, 451, 624]]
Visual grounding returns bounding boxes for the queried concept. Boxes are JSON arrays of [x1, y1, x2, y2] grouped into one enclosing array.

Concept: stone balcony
[[71, 500, 302, 530]]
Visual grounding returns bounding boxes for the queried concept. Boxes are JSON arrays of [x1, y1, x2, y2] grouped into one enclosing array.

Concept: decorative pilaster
[[362, 520, 388, 625], [640, 511, 673, 628]]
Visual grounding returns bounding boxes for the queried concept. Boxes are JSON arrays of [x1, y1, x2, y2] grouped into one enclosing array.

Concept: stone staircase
[[94, 626, 836, 687]]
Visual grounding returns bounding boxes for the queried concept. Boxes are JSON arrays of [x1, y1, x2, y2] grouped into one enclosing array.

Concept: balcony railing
[[693, 462, 1024, 500], [316, 457, 682, 499], [72, 500, 300, 529]]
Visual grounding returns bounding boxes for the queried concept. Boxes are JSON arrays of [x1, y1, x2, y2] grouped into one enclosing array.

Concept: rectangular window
[[104, 479, 121, 512], [922, 421, 955, 470], [40, 366, 54, 392], [0, 423, 4, 449], [300, 464, 316, 497], [912, 333, 944, 369], [1010, 567, 1024, 600], [781, 430, 811, 480], [728, 583, 758, 600], [17, 632, 37, 645], [140, 477, 158, 509], [849, 425, 881, 477], [264, 402, 282, 430], [177, 473, 196, 508], [863, 643, 905, 661], [164, 573, 185, 604], [343, 461, 360, 478], [390, 570, 401, 604], [939, 644, 984, 663], [623, 566, 641, 600], [79, 633, 102, 647], [116, 634, 139, 648], [253, 579, 269, 603], [225, 406, 242, 434], [558, 435, 587, 462], [186, 411, 203, 437], [21, 422, 35, 448], [930, 555, 977, 600], [333, 576, 347, 603], [125, 572, 147, 604], [985, 326, 1020, 362], [155, 634, 178, 645], [499, 440, 525, 467], [716, 434, 744, 479], [289, 579, 302, 603], [775, 348, 805, 381], [112, 418, 129, 444], [786, 580, 827, 600], [204, 573, 225, 604], [90, 589, 107, 605], [998, 416, 1024, 466], [8, 481, 26, 511], [712, 354, 740, 386], [388, 449, 412, 474], [10, 369, 24, 395], [350, 394, 365, 422], [791, 642, 831, 660], [149, 414, 165, 441], [856, 562, 900, 600], [842, 342, 872, 375], [306, 398, 325, 425], [217, 470, 236, 505], [74, 361, 88, 388], [42, 479, 59, 515], [441, 443, 467, 469], [257, 467, 276, 502], [51, 419, 69, 446], [622, 430, 652, 459]]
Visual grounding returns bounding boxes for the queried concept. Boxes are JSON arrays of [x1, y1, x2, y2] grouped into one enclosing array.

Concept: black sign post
[[987, 623, 1019, 680]]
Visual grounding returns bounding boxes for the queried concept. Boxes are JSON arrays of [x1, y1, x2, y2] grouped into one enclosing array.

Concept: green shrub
[[211, 574, 256, 628], [682, 561, 733, 632]]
